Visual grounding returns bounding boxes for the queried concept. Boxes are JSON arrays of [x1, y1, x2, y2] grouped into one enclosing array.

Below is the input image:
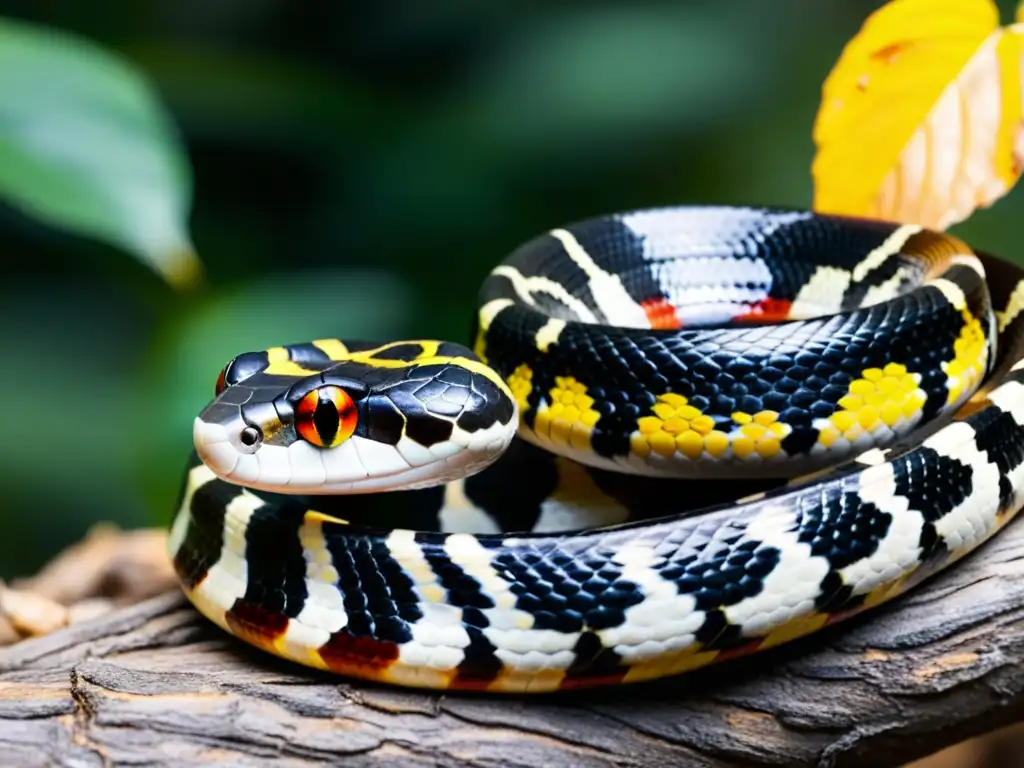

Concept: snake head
[[193, 340, 517, 494]]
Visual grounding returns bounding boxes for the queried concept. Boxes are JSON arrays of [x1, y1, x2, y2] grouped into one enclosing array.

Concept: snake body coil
[[170, 206, 1024, 693]]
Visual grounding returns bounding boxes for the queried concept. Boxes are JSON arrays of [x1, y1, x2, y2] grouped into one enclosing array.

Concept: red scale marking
[[557, 670, 629, 690], [448, 674, 499, 692], [640, 297, 681, 330], [733, 297, 793, 324], [318, 631, 401, 674], [225, 600, 289, 651]]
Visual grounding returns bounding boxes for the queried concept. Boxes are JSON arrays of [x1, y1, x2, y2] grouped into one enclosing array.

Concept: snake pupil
[[313, 399, 340, 445], [294, 385, 357, 448]]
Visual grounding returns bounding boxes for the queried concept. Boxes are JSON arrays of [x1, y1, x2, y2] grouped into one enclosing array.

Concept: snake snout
[[192, 416, 264, 479]]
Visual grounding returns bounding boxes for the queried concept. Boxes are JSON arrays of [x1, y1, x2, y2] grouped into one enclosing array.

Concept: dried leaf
[[0, 583, 67, 639], [12, 523, 176, 606], [811, 0, 1024, 230]]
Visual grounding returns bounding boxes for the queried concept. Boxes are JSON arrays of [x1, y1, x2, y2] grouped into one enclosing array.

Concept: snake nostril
[[240, 426, 263, 447]]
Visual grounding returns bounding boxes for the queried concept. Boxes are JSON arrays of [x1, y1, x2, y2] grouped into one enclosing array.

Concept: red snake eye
[[215, 365, 228, 396], [295, 385, 357, 448], [215, 351, 275, 397]]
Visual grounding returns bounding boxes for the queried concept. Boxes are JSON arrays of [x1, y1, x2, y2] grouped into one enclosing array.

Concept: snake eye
[[295, 385, 357, 448], [215, 365, 228, 396], [215, 352, 273, 397]]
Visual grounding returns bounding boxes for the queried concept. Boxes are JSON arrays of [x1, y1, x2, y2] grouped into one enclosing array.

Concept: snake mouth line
[[192, 415, 516, 495]]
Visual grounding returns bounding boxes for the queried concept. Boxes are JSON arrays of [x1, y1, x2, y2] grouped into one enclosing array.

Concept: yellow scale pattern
[[507, 363, 534, 415], [632, 394, 726, 460], [517, 310, 986, 465], [532, 375, 601, 450], [942, 308, 988, 406], [630, 393, 790, 461], [816, 362, 927, 448], [728, 411, 791, 459]]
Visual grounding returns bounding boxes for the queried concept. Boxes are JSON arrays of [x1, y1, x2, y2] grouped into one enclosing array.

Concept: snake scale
[[170, 205, 1024, 693]]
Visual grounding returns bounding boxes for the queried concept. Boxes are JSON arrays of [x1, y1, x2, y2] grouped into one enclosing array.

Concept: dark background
[[2, 0, 1024, 579]]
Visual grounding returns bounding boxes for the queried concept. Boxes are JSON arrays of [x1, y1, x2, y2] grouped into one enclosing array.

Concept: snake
[[169, 205, 1024, 693]]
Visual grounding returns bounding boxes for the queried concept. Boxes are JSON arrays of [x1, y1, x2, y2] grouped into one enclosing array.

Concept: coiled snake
[[170, 205, 1024, 693]]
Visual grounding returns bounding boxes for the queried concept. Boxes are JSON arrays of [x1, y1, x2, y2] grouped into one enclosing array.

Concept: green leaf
[[0, 17, 199, 288]]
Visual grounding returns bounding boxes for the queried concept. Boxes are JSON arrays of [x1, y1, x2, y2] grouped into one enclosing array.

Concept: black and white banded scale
[[170, 205, 1024, 692]]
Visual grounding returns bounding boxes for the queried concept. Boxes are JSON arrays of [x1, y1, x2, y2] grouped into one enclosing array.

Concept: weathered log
[[1, 517, 1023, 768]]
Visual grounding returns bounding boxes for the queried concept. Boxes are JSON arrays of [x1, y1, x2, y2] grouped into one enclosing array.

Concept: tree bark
[[2, 518, 1023, 768]]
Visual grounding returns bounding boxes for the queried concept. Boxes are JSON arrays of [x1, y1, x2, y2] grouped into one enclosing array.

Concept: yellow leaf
[[811, 0, 1024, 230]]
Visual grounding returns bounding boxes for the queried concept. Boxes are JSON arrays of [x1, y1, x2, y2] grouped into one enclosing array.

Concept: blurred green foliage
[[0, 16, 197, 287], [2, 0, 1024, 579]]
